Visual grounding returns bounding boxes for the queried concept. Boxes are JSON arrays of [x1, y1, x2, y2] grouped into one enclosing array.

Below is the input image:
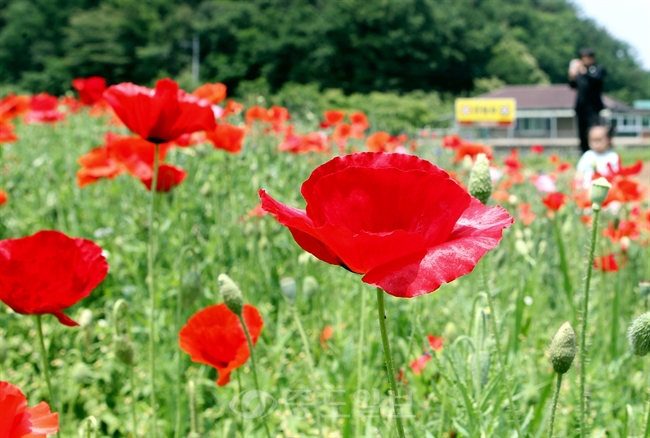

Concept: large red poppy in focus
[[259, 152, 513, 298], [0, 230, 108, 326], [103, 78, 216, 143], [0, 380, 59, 438], [179, 303, 264, 386]]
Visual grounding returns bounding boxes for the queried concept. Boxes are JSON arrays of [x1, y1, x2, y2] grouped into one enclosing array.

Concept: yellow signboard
[[455, 98, 516, 125]]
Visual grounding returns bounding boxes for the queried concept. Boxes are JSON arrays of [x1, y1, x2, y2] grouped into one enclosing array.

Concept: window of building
[[516, 118, 549, 132]]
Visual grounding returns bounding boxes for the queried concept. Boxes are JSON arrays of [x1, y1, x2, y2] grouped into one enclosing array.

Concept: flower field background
[[1, 86, 649, 437]]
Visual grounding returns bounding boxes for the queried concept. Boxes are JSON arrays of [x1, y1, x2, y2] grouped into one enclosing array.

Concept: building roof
[[477, 84, 630, 111]]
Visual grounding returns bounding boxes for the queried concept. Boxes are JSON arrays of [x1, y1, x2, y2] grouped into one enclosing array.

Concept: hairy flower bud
[[590, 177, 611, 210], [113, 335, 135, 365], [628, 312, 650, 357], [469, 153, 492, 205], [218, 273, 244, 315], [280, 277, 297, 304], [549, 322, 576, 374]]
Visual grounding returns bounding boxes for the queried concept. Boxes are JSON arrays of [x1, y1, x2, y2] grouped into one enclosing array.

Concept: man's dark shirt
[[569, 65, 606, 113]]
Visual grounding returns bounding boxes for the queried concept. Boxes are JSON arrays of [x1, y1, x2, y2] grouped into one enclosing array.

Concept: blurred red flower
[[442, 135, 462, 149], [549, 154, 560, 164], [452, 142, 493, 163], [0, 94, 30, 121], [0, 380, 59, 438], [259, 152, 513, 297], [349, 111, 369, 138], [542, 192, 568, 212], [320, 110, 346, 128], [320, 325, 334, 349], [594, 254, 619, 272], [72, 76, 107, 106], [555, 162, 571, 173], [192, 82, 227, 104], [76, 145, 123, 187], [140, 163, 187, 192], [0, 230, 108, 326], [366, 132, 407, 153], [179, 303, 263, 386], [222, 99, 244, 118], [606, 159, 642, 177], [267, 106, 290, 131], [23, 93, 65, 124], [103, 78, 216, 143], [245, 106, 270, 124], [427, 334, 443, 352], [504, 149, 522, 174], [0, 190, 7, 206], [531, 144, 544, 154], [409, 354, 431, 375], [205, 123, 246, 153], [518, 203, 536, 226], [278, 126, 329, 154], [0, 123, 18, 143], [602, 220, 640, 243]]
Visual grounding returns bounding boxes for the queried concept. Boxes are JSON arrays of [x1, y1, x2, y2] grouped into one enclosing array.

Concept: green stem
[[36, 316, 56, 411], [645, 389, 650, 438], [375, 288, 406, 438], [354, 287, 367, 438], [553, 218, 575, 316], [148, 143, 160, 436], [238, 314, 272, 438], [579, 208, 601, 438], [129, 362, 137, 437], [175, 247, 195, 438], [481, 262, 523, 437], [236, 371, 244, 437], [188, 380, 198, 435], [547, 373, 563, 438], [290, 304, 322, 436]]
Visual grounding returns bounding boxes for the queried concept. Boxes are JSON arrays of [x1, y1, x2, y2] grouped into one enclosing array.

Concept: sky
[[571, 0, 650, 70]]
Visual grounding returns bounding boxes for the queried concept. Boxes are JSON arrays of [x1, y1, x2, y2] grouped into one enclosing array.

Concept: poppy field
[[1, 80, 649, 438]]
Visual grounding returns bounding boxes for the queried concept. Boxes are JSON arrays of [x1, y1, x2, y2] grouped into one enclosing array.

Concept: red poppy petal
[[363, 199, 513, 297], [25, 402, 59, 436], [0, 381, 32, 437], [259, 189, 342, 265]]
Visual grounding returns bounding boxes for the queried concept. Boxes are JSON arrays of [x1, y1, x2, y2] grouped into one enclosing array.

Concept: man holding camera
[[569, 48, 606, 153]]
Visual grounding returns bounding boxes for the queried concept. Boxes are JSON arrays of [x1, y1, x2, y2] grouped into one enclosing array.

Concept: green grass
[[1, 112, 649, 437]]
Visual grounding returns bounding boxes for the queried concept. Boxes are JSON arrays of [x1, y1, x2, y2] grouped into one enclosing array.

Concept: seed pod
[[549, 322, 576, 374], [113, 335, 135, 366], [302, 276, 319, 296], [628, 312, 650, 357], [181, 271, 202, 307], [280, 277, 297, 304], [218, 274, 244, 315], [469, 153, 492, 205], [590, 177, 611, 210], [639, 280, 650, 301]]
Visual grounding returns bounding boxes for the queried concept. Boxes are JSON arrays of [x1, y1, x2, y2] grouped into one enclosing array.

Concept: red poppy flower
[[222, 99, 243, 118], [267, 106, 290, 130], [594, 254, 619, 272], [518, 203, 536, 226], [278, 126, 329, 154], [427, 334, 443, 352], [349, 111, 369, 138], [452, 142, 493, 163], [602, 220, 640, 243], [549, 154, 560, 164], [555, 162, 571, 173], [179, 303, 263, 386], [492, 190, 511, 203], [320, 110, 345, 128], [331, 123, 351, 143], [531, 144, 544, 154], [76, 145, 123, 187], [245, 106, 270, 124], [259, 152, 513, 298], [0, 94, 30, 121], [365, 132, 407, 153], [103, 78, 216, 143], [606, 177, 648, 204], [140, 164, 187, 192], [409, 354, 431, 375], [542, 192, 568, 212], [0, 190, 7, 206], [320, 325, 334, 349], [0, 380, 59, 438], [192, 82, 227, 105], [72, 77, 107, 106], [107, 134, 172, 180], [442, 135, 463, 149], [0, 123, 18, 143], [607, 159, 642, 177], [205, 123, 246, 153], [0, 230, 108, 326], [23, 94, 65, 124]]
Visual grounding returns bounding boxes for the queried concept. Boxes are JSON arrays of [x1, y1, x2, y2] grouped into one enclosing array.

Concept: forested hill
[[1, 0, 648, 102]]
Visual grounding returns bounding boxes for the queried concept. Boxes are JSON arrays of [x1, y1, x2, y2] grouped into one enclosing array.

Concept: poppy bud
[[113, 335, 135, 365], [181, 271, 202, 307], [302, 276, 319, 297], [469, 153, 492, 205], [549, 322, 576, 374], [218, 273, 244, 315], [280, 277, 297, 303], [78, 309, 93, 329], [628, 312, 650, 356], [639, 280, 650, 301], [590, 177, 611, 210]]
